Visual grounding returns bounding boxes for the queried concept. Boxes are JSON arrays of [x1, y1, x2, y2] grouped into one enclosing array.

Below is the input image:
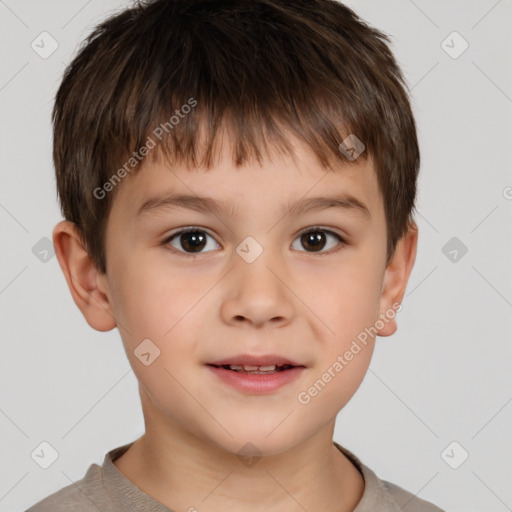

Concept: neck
[[113, 391, 364, 512]]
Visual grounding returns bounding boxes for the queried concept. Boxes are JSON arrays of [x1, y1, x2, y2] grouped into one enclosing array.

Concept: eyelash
[[161, 226, 348, 257]]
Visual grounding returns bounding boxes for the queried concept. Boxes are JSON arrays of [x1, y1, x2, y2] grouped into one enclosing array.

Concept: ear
[[376, 222, 418, 337], [52, 220, 117, 332]]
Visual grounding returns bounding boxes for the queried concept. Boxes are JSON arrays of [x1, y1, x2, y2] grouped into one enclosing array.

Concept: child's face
[[75, 133, 415, 456]]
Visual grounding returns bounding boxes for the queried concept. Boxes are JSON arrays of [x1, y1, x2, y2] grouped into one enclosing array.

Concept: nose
[[220, 249, 294, 329]]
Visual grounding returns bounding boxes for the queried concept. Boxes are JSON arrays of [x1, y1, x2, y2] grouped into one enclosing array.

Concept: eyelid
[[166, 225, 216, 237], [296, 225, 347, 240]]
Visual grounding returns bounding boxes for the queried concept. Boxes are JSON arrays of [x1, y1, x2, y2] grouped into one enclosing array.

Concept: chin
[[200, 415, 311, 459], [214, 434, 297, 460]]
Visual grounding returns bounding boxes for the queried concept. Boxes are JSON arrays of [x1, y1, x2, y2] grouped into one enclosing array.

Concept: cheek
[[111, 249, 196, 325], [296, 256, 382, 338], [111, 255, 233, 400], [110, 260, 207, 414], [294, 255, 381, 408]]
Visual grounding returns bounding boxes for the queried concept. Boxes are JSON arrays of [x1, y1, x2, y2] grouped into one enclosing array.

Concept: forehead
[[113, 132, 383, 222]]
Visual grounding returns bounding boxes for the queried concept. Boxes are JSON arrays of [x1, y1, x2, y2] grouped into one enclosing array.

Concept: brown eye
[[292, 228, 345, 254], [165, 228, 219, 254], [301, 231, 326, 252]]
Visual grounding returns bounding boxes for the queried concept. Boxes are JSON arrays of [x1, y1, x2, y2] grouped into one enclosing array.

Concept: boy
[[26, 0, 445, 510]]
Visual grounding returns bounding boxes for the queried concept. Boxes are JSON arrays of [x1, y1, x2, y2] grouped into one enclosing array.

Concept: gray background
[[1, 1, 511, 511]]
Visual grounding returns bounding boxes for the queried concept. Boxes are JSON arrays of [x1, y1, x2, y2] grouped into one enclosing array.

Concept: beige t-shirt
[[26, 441, 445, 512]]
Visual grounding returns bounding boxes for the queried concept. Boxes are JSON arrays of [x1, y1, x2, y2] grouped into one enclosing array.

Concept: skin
[[53, 130, 417, 512]]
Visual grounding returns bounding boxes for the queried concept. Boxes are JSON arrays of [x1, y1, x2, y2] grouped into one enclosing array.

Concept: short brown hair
[[52, 0, 420, 273]]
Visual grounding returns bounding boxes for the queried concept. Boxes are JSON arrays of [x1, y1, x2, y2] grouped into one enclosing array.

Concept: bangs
[[104, 1, 383, 173]]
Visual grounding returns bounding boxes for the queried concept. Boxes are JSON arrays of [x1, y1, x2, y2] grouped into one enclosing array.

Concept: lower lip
[[206, 365, 305, 393]]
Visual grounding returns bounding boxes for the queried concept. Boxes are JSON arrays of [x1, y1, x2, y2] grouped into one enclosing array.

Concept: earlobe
[[52, 220, 117, 332], [376, 223, 418, 337]]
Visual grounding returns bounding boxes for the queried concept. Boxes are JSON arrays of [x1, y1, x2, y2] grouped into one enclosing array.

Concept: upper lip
[[207, 354, 305, 367]]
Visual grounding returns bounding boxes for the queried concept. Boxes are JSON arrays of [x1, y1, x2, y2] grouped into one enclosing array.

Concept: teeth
[[228, 364, 277, 372]]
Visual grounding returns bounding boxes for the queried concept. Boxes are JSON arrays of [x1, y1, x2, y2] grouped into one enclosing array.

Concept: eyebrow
[[136, 192, 371, 220]]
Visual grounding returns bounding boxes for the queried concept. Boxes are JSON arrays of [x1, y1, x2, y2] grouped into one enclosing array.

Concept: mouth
[[207, 363, 299, 374], [205, 360, 306, 393], [206, 353, 306, 375]]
